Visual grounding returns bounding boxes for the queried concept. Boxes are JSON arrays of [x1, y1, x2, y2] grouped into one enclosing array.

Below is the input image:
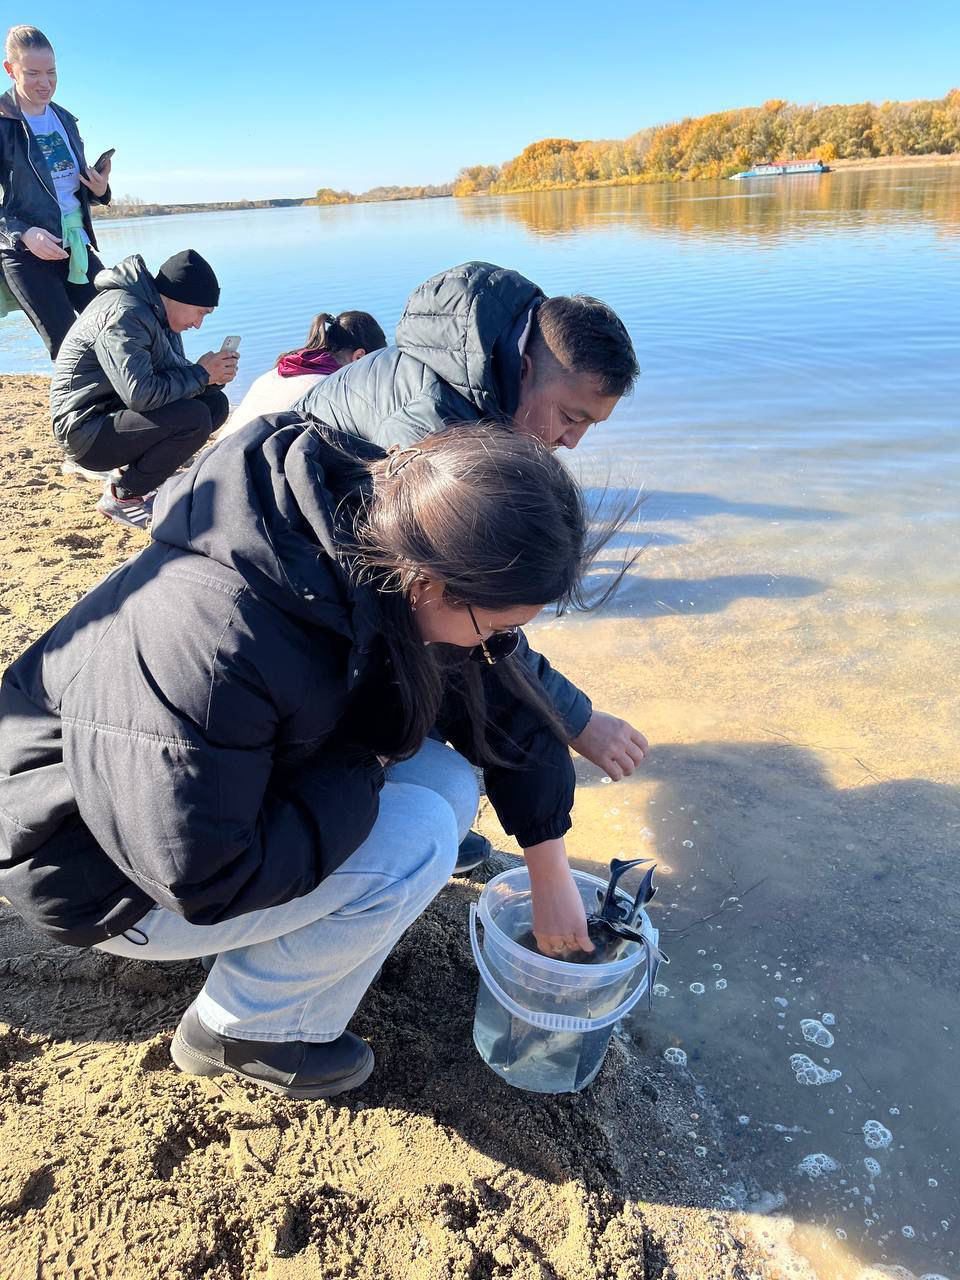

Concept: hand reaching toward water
[[571, 710, 649, 781]]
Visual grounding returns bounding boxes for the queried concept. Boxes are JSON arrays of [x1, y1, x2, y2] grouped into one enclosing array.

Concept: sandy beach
[[0, 375, 955, 1280]]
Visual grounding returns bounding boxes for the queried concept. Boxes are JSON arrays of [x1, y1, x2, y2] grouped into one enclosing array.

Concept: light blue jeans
[[96, 741, 478, 1042]]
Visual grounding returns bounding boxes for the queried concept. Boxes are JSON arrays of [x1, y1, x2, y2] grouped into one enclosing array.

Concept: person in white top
[[221, 310, 386, 439]]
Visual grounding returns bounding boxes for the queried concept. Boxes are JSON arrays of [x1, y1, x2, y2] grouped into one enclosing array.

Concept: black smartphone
[[93, 148, 115, 174]]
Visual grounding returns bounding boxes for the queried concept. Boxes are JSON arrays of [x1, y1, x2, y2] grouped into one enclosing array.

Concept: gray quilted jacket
[[49, 254, 210, 459], [296, 261, 545, 448]]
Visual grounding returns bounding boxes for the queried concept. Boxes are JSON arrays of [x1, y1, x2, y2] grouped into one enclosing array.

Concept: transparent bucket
[[469, 867, 660, 1094]]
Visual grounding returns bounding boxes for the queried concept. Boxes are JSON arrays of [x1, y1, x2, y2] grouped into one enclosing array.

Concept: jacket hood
[[93, 254, 164, 313], [394, 261, 544, 419], [150, 417, 383, 640]]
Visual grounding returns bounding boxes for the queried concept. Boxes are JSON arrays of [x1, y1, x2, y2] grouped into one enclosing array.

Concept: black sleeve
[[437, 634, 578, 848]]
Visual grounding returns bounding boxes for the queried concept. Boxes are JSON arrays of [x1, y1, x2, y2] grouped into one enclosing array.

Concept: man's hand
[[525, 838, 595, 956], [571, 711, 649, 781], [22, 227, 68, 260], [79, 159, 110, 199], [198, 350, 239, 385]]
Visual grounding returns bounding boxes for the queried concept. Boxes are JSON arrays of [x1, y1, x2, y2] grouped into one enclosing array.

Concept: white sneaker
[[61, 458, 112, 482]]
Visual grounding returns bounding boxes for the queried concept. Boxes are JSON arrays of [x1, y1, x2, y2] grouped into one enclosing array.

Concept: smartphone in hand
[[220, 335, 242, 353], [93, 148, 116, 174]]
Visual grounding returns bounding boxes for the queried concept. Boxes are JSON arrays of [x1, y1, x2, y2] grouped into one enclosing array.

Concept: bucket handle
[[469, 904, 650, 1034]]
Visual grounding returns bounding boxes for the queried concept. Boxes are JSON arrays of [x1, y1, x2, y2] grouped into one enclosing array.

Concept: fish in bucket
[[469, 858, 669, 1093]]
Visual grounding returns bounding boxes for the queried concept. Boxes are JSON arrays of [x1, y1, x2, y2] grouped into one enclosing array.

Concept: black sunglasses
[[467, 604, 522, 666]]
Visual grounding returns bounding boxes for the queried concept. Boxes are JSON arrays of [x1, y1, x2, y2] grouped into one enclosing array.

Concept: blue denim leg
[[96, 742, 478, 1041]]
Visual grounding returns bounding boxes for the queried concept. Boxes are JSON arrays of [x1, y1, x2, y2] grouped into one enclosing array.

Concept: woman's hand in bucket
[[570, 710, 648, 782], [22, 227, 68, 260], [525, 839, 595, 957]]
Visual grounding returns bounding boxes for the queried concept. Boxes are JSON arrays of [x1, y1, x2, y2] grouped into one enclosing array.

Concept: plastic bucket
[[469, 867, 660, 1093]]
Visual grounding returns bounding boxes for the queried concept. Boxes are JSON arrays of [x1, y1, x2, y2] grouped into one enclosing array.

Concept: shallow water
[[2, 166, 957, 1277]]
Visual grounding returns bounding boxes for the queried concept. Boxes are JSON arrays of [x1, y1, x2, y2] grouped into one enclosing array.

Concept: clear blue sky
[[15, 0, 959, 202]]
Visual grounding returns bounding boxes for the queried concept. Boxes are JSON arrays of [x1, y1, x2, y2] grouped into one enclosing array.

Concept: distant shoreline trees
[[311, 182, 453, 206], [94, 91, 960, 219], [453, 90, 960, 196]]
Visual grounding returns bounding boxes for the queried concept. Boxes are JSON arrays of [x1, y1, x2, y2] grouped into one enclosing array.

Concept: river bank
[[0, 374, 936, 1280]]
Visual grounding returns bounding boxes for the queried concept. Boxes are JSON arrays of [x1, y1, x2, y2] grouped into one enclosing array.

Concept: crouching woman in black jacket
[[0, 418, 627, 1099]]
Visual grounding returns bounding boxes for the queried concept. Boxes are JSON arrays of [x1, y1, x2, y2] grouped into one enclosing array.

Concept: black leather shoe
[[454, 830, 492, 876], [170, 1003, 374, 1099]]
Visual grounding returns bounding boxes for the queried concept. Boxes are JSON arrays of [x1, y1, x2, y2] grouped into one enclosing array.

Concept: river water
[[1, 166, 957, 1278]]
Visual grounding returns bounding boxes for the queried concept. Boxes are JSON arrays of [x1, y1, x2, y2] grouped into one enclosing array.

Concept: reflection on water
[[458, 166, 960, 244], [1, 165, 958, 1278]]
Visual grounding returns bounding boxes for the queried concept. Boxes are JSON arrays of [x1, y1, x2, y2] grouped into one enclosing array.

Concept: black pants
[[77, 389, 230, 497], [0, 243, 104, 359]]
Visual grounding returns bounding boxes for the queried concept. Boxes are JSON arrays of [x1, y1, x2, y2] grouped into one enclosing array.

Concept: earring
[[411, 594, 419, 611]]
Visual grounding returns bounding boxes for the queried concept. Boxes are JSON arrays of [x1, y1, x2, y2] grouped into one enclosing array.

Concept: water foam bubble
[[800, 1018, 835, 1048], [715, 979, 728, 990], [862, 1120, 893, 1149], [863, 1157, 881, 1177], [821, 1012, 836, 1025], [653, 983, 670, 997], [797, 1153, 840, 1180], [789, 1053, 842, 1086], [664, 1047, 687, 1066], [689, 983, 705, 994]]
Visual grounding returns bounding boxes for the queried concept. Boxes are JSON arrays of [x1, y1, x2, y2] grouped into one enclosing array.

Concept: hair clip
[[385, 445, 423, 478]]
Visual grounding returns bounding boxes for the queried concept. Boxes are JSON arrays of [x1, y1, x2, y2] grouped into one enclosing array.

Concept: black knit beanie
[[154, 249, 220, 307]]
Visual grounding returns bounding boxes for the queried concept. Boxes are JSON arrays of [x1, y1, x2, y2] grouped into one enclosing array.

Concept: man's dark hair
[[529, 295, 639, 397]]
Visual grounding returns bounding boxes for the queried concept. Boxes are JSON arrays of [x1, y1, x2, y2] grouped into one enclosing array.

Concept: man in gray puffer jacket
[[51, 249, 237, 529], [295, 261, 651, 870]]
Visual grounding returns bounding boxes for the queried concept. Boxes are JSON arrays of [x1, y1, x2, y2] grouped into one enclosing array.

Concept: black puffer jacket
[[49, 254, 210, 460], [296, 261, 592, 739], [0, 88, 109, 250], [0, 421, 577, 947]]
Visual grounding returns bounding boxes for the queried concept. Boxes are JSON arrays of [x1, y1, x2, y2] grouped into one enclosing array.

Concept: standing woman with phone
[[0, 25, 112, 358]]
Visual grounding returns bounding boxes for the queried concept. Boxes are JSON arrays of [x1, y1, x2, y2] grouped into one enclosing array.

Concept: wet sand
[[0, 375, 955, 1280]]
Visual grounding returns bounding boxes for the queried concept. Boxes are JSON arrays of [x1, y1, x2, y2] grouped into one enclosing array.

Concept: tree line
[[94, 90, 960, 217], [93, 195, 309, 219], [452, 91, 960, 195], [312, 182, 453, 205]]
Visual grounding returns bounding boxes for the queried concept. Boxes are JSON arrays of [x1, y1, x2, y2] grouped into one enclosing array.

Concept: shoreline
[[90, 154, 960, 220], [0, 372, 921, 1280]]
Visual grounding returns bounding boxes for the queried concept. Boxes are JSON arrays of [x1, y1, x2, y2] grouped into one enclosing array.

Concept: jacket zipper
[[19, 117, 59, 209]]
